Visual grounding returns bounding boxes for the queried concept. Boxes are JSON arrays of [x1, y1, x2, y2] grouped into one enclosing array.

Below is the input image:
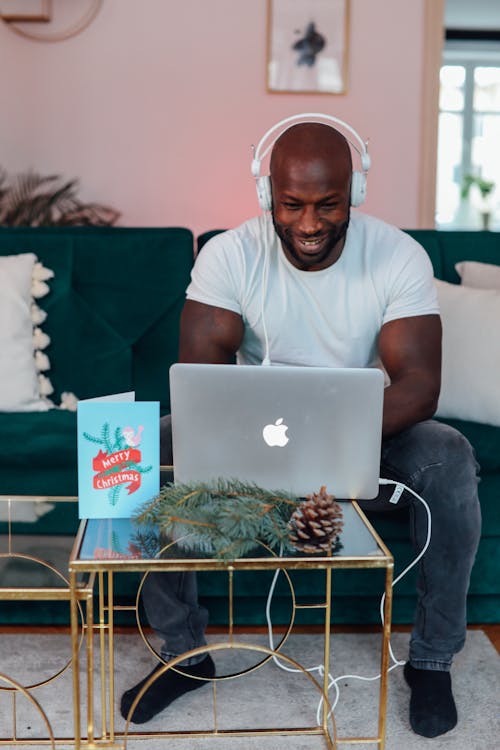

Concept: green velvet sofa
[[0, 226, 193, 626], [0, 226, 498, 628]]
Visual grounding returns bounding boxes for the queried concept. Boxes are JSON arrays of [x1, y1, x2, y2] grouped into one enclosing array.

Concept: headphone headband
[[251, 113, 371, 210], [251, 112, 371, 176]]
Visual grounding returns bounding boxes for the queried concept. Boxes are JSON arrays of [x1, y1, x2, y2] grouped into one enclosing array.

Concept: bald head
[[270, 122, 352, 187]]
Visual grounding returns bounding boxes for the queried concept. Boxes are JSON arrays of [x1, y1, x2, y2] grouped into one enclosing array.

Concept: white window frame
[[437, 39, 500, 229]]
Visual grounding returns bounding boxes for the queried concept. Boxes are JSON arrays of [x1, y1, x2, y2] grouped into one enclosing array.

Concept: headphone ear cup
[[256, 176, 272, 211], [350, 171, 367, 207]]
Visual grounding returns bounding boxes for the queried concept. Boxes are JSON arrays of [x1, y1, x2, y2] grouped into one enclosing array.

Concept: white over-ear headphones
[[251, 112, 371, 211]]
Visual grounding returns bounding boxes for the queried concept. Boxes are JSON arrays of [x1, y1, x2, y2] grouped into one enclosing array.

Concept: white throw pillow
[[455, 260, 500, 290], [0, 253, 55, 412], [435, 279, 500, 427]]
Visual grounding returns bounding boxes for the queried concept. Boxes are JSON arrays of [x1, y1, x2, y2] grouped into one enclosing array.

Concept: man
[[121, 121, 481, 738]]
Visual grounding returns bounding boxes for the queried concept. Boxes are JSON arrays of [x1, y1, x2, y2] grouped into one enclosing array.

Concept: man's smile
[[297, 235, 326, 252]]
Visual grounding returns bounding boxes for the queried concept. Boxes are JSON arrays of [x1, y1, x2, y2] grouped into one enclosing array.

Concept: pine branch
[[134, 480, 297, 526], [101, 423, 113, 453], [111, 426, 125, 453], [111, 530, 122, 553], [130, 528, 162, 559], [127, 462, 153, 474], [83, 431, 104, 445], [108, 485, 121, 506], [133, 479, 303, 559]]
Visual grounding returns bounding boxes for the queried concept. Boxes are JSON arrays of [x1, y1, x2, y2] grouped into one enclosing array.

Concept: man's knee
[[381, 420, 480, 516], [424, 420, 472, 456], [384, 420, 478, 477], [414, 421, 479, 485]]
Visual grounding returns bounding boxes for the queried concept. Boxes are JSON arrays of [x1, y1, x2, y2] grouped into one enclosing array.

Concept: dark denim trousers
[[143, 417, 481, 669]]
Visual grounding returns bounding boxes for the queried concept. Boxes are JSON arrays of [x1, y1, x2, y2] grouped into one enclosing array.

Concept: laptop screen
[[170, 364, 384, 499]]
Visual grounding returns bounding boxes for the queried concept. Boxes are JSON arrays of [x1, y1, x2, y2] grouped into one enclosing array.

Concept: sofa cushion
[[434, 280, 500, 427], [455, 260, 500, 290], [0, 253, 54, 412]]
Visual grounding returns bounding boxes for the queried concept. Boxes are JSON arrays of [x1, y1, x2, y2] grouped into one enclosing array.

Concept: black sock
[[404, 662, 457, 738], [120, 654, 215, 724]]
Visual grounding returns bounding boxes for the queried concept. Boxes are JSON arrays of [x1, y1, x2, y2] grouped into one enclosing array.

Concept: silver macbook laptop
[[169, 364, 384, 499]]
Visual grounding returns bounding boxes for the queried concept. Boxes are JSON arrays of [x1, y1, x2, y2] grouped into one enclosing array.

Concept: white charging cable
[[259, 223, 273, 367], [265, 479, 432, 723], [260, 245, 271, 366]]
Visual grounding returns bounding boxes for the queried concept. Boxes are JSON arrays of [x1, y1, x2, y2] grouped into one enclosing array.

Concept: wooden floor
[[464, 624, 500, 654], [1, 623, 499, 653]]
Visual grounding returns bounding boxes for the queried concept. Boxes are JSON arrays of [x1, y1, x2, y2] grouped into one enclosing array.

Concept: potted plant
[[461, 174, 496, 230], [0, 168, 120, 226]]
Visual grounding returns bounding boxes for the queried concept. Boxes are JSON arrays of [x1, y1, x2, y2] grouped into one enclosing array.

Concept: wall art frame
[[0, 0, 51, 22], [267, 0, 350, 94]]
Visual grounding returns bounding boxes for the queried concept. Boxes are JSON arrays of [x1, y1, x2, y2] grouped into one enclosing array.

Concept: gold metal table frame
[[0, 494, 84, 747], [69, 500, 394, 750]]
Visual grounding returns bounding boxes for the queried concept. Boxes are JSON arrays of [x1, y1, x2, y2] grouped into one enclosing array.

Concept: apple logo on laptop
[[262, 418, 289, 447]]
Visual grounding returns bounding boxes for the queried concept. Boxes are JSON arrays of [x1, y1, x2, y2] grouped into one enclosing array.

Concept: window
[[436, 41, 500, 230]]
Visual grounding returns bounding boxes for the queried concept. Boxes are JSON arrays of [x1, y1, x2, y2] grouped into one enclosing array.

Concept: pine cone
[[288, 485, 344, 554]]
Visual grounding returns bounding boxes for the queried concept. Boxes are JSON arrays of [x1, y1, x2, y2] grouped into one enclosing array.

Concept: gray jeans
[[144, 416, 481, 669]]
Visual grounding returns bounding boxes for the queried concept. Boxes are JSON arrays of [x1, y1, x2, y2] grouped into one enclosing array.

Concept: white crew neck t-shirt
[[186, 212, 439, 368]]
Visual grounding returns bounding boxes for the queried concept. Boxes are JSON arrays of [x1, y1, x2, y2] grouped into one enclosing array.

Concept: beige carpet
[[0, 629, 498, 749]]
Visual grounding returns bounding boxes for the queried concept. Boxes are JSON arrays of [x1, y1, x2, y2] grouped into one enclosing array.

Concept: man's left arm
[[379, 314, 442, 437]]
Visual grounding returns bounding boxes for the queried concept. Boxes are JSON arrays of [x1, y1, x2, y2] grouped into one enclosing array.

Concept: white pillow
[[455, 260, 500, 290], [435, 279, 500, 427], [0, 253, 54, 412]]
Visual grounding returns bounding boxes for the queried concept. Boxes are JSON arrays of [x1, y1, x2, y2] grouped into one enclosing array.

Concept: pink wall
[[0, 0, 427, 236]]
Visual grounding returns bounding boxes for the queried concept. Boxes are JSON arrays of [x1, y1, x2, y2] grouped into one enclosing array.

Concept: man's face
[[271, 156, 351, 271]]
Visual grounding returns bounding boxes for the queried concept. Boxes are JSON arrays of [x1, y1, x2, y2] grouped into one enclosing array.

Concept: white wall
[[0, 0, 428, 236]]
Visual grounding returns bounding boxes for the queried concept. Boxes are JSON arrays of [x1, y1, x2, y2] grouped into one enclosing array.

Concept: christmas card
[[77, 396, 160, 519]]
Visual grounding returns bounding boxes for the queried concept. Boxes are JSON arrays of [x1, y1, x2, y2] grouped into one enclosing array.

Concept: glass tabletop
[[72, 501, 389, 570], [0, 496, 78, 589]]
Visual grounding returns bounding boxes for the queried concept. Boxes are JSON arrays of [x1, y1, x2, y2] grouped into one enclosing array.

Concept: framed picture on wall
[[267, 0, 350, 94], [0, 0, 51, 22]]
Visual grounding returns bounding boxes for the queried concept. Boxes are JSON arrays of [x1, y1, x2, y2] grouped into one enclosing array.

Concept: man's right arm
[[179, 299, 245, 364]]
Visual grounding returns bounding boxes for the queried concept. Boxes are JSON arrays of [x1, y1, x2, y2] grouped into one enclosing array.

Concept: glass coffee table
[[0, 494, 81, 748], [69, 500, 394, 750]]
